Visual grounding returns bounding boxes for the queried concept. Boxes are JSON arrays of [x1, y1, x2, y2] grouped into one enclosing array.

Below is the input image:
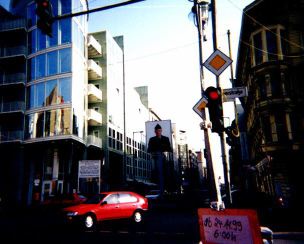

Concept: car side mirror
[[101, 201, 107, 205]]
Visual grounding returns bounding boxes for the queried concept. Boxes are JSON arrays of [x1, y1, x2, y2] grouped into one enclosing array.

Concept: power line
[[240, 39, 304, 58], [225, 0, 304, 51]]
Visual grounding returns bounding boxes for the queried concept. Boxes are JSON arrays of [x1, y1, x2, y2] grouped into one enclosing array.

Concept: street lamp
[[132, 131, 143, 180], [191, 0, 210, 41]]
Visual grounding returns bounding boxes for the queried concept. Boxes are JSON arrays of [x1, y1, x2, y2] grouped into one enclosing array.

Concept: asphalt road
[[1, 201, 303, 244]]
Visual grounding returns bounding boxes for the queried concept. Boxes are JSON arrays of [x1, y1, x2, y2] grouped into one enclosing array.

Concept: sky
[[87, 0, 254, 180], [0, 0, 254, 179]]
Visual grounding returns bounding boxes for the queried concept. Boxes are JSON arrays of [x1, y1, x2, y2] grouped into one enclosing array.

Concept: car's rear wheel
[[133, 210, 143, 223], [83, 213, 96, 231]]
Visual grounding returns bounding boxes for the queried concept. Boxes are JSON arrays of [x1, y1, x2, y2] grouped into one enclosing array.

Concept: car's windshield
[[84, 194, 107, 204]]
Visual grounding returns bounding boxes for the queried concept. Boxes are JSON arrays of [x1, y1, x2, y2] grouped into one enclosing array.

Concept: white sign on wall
[[78, 160, 101, 178]]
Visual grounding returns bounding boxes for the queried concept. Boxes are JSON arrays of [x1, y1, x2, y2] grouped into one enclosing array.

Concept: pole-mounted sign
[[193, 96, 208, 119], [203, 49, 232, 76], [223, 86, 248, 102]]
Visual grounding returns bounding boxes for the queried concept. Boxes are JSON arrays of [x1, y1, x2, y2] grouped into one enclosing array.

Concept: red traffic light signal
[[204, 86, 224, 133], [35, 0, 54, 37]]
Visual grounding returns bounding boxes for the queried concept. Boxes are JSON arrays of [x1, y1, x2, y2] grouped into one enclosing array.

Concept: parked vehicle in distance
[[42, 193, 87, 209], [63, 191, 149, 230]]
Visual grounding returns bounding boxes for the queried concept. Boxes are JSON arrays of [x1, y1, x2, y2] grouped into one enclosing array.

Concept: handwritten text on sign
[[203, 215, 252, 244], [197, 208, 262, 244]]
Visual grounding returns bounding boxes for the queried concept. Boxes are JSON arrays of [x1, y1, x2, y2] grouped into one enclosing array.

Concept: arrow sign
[[223, 87, 248, 102], [193, 96, 208, 119]]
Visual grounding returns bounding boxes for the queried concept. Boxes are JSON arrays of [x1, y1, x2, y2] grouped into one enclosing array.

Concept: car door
[[95, 193, 120, 220], [118, 193, 138, 218]]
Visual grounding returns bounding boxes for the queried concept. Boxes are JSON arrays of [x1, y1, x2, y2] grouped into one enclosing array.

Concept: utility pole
[[194, 1, 218, 202], [227, 30, 239, 128], [210, 0, 232, 205]]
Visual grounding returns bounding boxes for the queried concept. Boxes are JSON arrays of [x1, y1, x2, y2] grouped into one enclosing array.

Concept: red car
[[42, 193, 87, 208], [63, 191, 149, 230]]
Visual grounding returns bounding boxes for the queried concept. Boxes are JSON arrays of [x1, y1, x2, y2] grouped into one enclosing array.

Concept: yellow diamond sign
[[204, 49, 232, 76]]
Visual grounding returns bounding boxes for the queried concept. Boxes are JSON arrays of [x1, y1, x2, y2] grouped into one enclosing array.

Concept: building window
[[45, 79, 58, 106], [251, 26, 285, 67], [27, 2, 36, 28], [59, 48, 71, 73], [261, 116, 272, 143], [29, 29, 37, 54], [25, 109, 71, 139], [27, 77, 70, 110], [266, 29, 278, 61], [60, 18, 71, 44], [37, 29, 46, 51], [47, 21, 58, 47], [36, 54, 46, 79], [275, 113, 288, 142], [36, 82, 45, 107], [47, 51, 58, 76], [59, 77, 71, 103], [253, 32, 263, 65]]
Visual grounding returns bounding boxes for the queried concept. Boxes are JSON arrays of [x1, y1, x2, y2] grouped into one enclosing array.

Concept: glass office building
[[0, 0, 89, 206], [0, 0, 156, 208]]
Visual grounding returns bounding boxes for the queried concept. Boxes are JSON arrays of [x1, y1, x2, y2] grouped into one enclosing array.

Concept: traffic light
[[225, 121, 240, 147], [204, 86, 224, 133], [35, 0, 54, 37]]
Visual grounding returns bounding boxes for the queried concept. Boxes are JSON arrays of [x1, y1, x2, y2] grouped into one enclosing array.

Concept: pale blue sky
[[0, 0, 254, 179]]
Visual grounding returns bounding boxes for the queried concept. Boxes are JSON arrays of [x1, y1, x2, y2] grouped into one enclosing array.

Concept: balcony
[[0, 130, 23, 143], [0, 46, 27, 58], [87, 135, 102, 148], [0, 101, 25, 113], [88, 35, 102, 57], [88, 59, 102, 80], [0, 19, 27, 32], [88, 84, 102, 102], [87, 109, 102, 126], [0, 73, 26, 86]]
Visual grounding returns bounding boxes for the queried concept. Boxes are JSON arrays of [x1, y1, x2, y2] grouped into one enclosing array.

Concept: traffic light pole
[[210, 0, 232, 205], [195, 2, 218, 203]]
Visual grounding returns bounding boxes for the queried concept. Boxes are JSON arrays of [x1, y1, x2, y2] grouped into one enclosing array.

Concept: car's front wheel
[[83, 213, 96, 231], [133, 210, 143, 223]]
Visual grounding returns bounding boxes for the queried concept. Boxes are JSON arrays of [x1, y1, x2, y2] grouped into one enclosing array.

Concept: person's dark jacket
[[147, 135, 172, 153]]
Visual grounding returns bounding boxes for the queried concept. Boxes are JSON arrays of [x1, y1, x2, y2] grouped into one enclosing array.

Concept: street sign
[[223, 87, 248, 102], [193, 96, 208, 119], [198, 208, 262, 244], [204, 49, 232, 76]]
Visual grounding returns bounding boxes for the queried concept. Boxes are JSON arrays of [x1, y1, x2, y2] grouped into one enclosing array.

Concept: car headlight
[[66, 212, 78, 216]]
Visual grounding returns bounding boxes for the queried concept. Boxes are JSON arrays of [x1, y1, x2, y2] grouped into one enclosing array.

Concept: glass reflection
[[59, 48, 71, 73], [45, 79, 58, 106]]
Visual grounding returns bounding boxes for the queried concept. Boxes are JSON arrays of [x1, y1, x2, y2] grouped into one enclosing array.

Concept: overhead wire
[[225, 0, 304, 51]]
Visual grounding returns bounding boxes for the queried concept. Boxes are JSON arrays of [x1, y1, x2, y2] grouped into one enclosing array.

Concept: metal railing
[[0, 19, 26, 32], [0, 73, 26, 85], [0, 101, 25, 113], [0, 130, 23, 142], [87, 135, 102, 148], [0, 46, 27, 57]]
